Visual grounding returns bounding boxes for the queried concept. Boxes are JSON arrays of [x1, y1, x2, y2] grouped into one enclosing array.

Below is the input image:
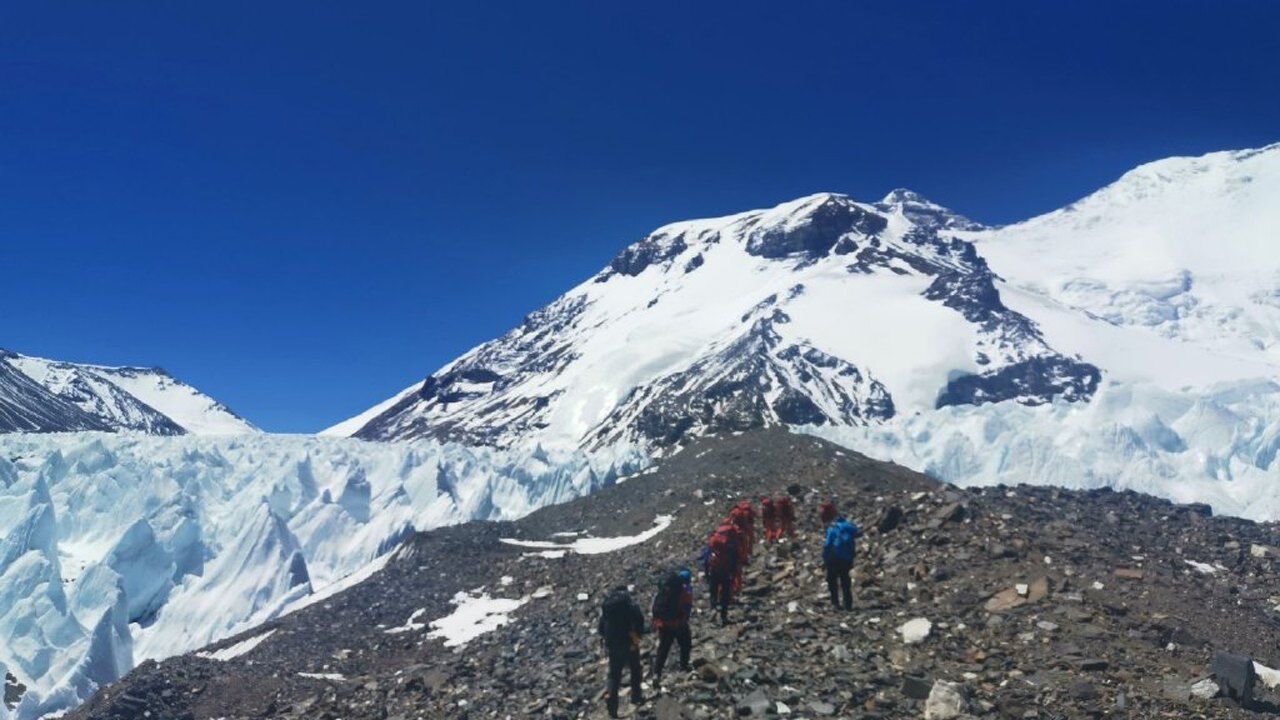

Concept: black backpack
[[652, 572, 684, 621], [600, 590, 635, 642]]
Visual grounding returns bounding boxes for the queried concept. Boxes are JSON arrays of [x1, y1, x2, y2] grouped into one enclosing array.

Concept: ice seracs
[[0, 432, 645, 718]]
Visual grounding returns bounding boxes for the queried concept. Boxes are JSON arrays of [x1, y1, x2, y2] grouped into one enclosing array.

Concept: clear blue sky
[[2, 2, 1277, 432]]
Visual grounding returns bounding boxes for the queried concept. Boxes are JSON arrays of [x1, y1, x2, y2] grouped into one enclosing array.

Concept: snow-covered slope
[[0, 432, 644, 718], [339, 191, 1098, 448], [0, 351, 256, 436], [972, 143, 1280, 365]]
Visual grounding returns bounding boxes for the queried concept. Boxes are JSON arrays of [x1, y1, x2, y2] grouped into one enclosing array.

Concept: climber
[[822, 515, 860, 611], [775, 494, 796, 539], [724, 519, 749, 593], [729, 500, 756, 556], [650, 568, 694, 685], [760, 496, 778, 541], [598, 585, 647, 717], [703, 523, 738, 623], [819, 496, 838, 526]]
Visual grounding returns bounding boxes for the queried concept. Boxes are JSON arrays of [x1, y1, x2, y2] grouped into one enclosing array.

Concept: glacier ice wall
[[808, 377, 1280, 521], [0, 432, 645, 718]]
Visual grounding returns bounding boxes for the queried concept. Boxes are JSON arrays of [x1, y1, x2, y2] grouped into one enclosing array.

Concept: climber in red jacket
[[775, 494, 796, 539], [760, 496, 779, 542]]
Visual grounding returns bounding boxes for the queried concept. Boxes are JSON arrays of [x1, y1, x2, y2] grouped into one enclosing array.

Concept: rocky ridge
[[64, 430, 1280, 719]]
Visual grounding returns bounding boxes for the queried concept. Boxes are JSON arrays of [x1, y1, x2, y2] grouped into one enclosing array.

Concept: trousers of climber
[[650, 568, 694, 684], [822, 516, 860, 611], [775, 495, 796, 539], [598, 586, 647, 717]]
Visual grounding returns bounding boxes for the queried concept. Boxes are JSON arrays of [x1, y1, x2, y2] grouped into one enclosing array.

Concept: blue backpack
[[824, 519, 859, 563]]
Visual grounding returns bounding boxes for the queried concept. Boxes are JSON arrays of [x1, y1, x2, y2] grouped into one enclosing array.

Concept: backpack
[[600, 590, 635, 643], [652, 571, 684, 622], [776, 496, 795, 520], [825, 519, 858, 563], [708, 526, 737, 574]]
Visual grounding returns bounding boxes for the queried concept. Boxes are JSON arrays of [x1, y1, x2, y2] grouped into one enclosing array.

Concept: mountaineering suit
[[705, 524, 739, 623], [822, 517, 860, 610], [760, 497, 778, 541], [651, 569, 694, 683], [775, 495, 796, 539], [598, 587, 646, 717]]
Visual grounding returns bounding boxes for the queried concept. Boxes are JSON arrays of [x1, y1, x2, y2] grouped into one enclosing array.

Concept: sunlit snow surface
[[499, 514, 674, 555], [427, 591, 529, 648], [0, 432, 644, 718]]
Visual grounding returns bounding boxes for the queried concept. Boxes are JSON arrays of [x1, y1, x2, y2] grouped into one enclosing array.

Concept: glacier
[[0, 432, 645, 718]]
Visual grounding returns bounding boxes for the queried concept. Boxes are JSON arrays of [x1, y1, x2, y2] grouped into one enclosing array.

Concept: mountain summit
[[0, 350, 256, 435], [329, 190, 1097, 448], [330, 145, 1280, 511]]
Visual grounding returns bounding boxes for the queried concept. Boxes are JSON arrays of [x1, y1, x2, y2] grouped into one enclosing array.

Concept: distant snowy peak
[[0, 350, 256, 436], [342, 190, 1096, 448]]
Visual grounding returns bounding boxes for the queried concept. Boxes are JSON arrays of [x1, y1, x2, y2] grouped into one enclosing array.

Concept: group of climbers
[[597, 493, 861, 717], [760, 494, 796, 540]]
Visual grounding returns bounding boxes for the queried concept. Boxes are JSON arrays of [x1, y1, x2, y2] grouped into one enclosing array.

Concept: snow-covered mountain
[[331, 142, 1280, 516], [0, 351, 256, 436], [328, 190, 1101, 447], [0, 432, 643, 718]]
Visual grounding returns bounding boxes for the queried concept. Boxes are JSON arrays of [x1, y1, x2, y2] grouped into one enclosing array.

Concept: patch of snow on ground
[[298, 672, 345, 681], [1184, 560, 1219, 575], [196, 629, 278, 661], [384, 608, 428, 635], [500, 515, 674, 555], [1255, 661, 1280, 689], [427, 592, 529, 648]]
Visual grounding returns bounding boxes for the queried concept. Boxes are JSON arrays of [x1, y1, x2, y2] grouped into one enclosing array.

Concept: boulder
[[924, 680, 966, 720], [899, 617, 933, 644], [1190, 678, 1220, 700], [1211, 652, 1256, 705], [902, 674, 933, 699]]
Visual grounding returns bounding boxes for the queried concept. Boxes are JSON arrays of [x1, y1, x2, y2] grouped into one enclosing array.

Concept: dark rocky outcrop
[[745, 196, 887, 259]]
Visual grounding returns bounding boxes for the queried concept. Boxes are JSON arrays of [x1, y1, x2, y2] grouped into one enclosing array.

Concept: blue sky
[[2, 2, 1277, 432]]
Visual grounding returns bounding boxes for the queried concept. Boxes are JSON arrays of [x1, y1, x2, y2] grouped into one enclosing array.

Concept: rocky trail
[[64, 430, 1280, 719]]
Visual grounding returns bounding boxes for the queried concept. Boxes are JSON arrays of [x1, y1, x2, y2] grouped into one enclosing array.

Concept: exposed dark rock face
[[587, 313, 894, 448], [936, 356, 1102, 408], [608, 234, 690, 277], [65, 431, 1280, 720], [745, 196, 887, 259], [0, 356, 113, 433]]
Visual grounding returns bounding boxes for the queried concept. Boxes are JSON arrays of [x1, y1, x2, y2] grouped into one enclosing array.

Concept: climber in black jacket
[[598, 585, 646, 717]]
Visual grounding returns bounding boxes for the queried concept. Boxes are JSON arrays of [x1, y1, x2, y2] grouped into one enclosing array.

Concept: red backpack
[[708, 525, 737, 573], [776, 495, 795, 520]]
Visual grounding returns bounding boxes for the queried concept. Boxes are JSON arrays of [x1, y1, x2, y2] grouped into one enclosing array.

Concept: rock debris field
[[64, 430, 1280, 719]]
